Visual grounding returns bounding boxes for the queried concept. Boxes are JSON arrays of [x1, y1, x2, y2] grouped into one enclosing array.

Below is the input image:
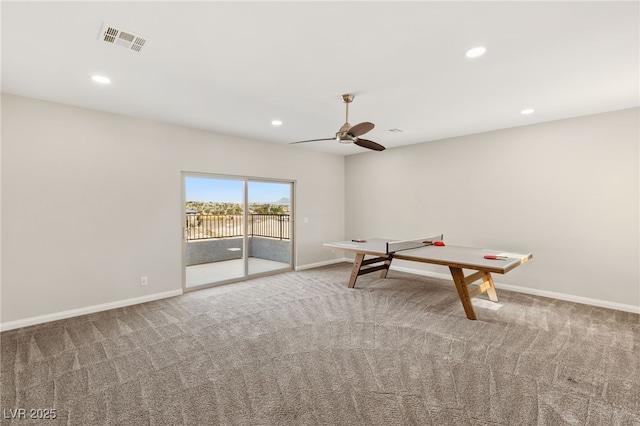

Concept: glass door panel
[[247, 181, 293, 276], [184, 176, 245, 288]]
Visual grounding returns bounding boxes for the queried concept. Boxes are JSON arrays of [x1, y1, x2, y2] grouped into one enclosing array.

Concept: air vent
[[99, 23, 150, 53]]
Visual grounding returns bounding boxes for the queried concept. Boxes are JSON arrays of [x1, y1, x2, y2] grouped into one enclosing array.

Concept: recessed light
[[465, 46, 486, 58], [271, 120, 283, 126], [521, 109, 535, 115], [91, 75, 111, 84]]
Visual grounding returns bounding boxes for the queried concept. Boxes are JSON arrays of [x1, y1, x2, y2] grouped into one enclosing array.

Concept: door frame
[[181, 171, 295, 292]]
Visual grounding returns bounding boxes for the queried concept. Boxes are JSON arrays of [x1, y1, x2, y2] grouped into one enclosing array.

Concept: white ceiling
[[2, 1, 638, 156]]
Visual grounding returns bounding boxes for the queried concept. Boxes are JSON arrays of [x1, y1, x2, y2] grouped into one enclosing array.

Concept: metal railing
[[185, 214, 290, 241]]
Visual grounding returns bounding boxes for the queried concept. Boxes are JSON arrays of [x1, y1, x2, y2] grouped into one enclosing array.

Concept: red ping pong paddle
[[484, 254, 508, 260]]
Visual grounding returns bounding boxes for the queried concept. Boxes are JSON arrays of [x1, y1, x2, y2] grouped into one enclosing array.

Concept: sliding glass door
[[183, 173, 293, 290]]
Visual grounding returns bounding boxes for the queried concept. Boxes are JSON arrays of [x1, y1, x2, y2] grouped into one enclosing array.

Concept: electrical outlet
[[140, 276, 148, 286]]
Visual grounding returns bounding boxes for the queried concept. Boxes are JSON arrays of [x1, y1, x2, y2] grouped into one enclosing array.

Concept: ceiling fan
[[290, 94, 385, 151]]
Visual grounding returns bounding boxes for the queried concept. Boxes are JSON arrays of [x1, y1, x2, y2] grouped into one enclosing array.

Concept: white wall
[[2, 95, 638, 327], [1, 94, 345, 325], [345, 108, 640, 309]]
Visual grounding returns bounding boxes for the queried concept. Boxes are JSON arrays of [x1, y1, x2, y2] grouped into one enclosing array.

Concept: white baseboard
[[296, 258, 349, 271], [390, 265, 640, 314], [0, 289, 184, 332], [493, 282, 640, 314]]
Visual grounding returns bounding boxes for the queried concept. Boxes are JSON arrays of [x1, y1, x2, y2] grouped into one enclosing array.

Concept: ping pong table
[[324, 235, 532, 320]]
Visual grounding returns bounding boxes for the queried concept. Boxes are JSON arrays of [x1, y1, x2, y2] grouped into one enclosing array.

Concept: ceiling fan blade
[[290, 137, 334, 145], [354, 138, 385, 151], [348, 122, 375, 137]]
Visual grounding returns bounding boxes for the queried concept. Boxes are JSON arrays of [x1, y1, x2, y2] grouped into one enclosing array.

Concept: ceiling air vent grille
[[99, 23, 150, 53]]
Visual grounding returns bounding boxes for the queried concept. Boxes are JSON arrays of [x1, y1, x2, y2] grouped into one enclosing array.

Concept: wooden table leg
[[349, 252, 365, 288], [380, 256, 393, 278], [449, 266, 478, 320], [483, 272, 498, 302]]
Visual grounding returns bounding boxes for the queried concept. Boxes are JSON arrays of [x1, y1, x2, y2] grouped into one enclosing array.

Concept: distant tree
[[252, 204, 285, 215]]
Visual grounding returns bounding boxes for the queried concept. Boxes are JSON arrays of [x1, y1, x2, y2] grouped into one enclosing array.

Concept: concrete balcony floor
[[186, 257, 291, 288]]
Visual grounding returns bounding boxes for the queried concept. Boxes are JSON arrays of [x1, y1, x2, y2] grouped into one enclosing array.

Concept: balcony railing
[[185, 214, 290, 241]]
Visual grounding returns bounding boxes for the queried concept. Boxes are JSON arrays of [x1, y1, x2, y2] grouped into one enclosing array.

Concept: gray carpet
[[1, 263, 639, 425]]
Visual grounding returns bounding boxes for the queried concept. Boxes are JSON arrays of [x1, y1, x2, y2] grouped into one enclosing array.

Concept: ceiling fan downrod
[[337, 93, 355, 142]]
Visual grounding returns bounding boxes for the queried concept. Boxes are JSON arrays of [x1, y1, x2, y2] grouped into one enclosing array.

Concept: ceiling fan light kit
[[291, 94, 385, 151]]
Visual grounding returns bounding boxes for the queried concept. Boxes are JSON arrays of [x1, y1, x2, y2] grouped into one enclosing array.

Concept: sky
[[185, 177, 290, 203]]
